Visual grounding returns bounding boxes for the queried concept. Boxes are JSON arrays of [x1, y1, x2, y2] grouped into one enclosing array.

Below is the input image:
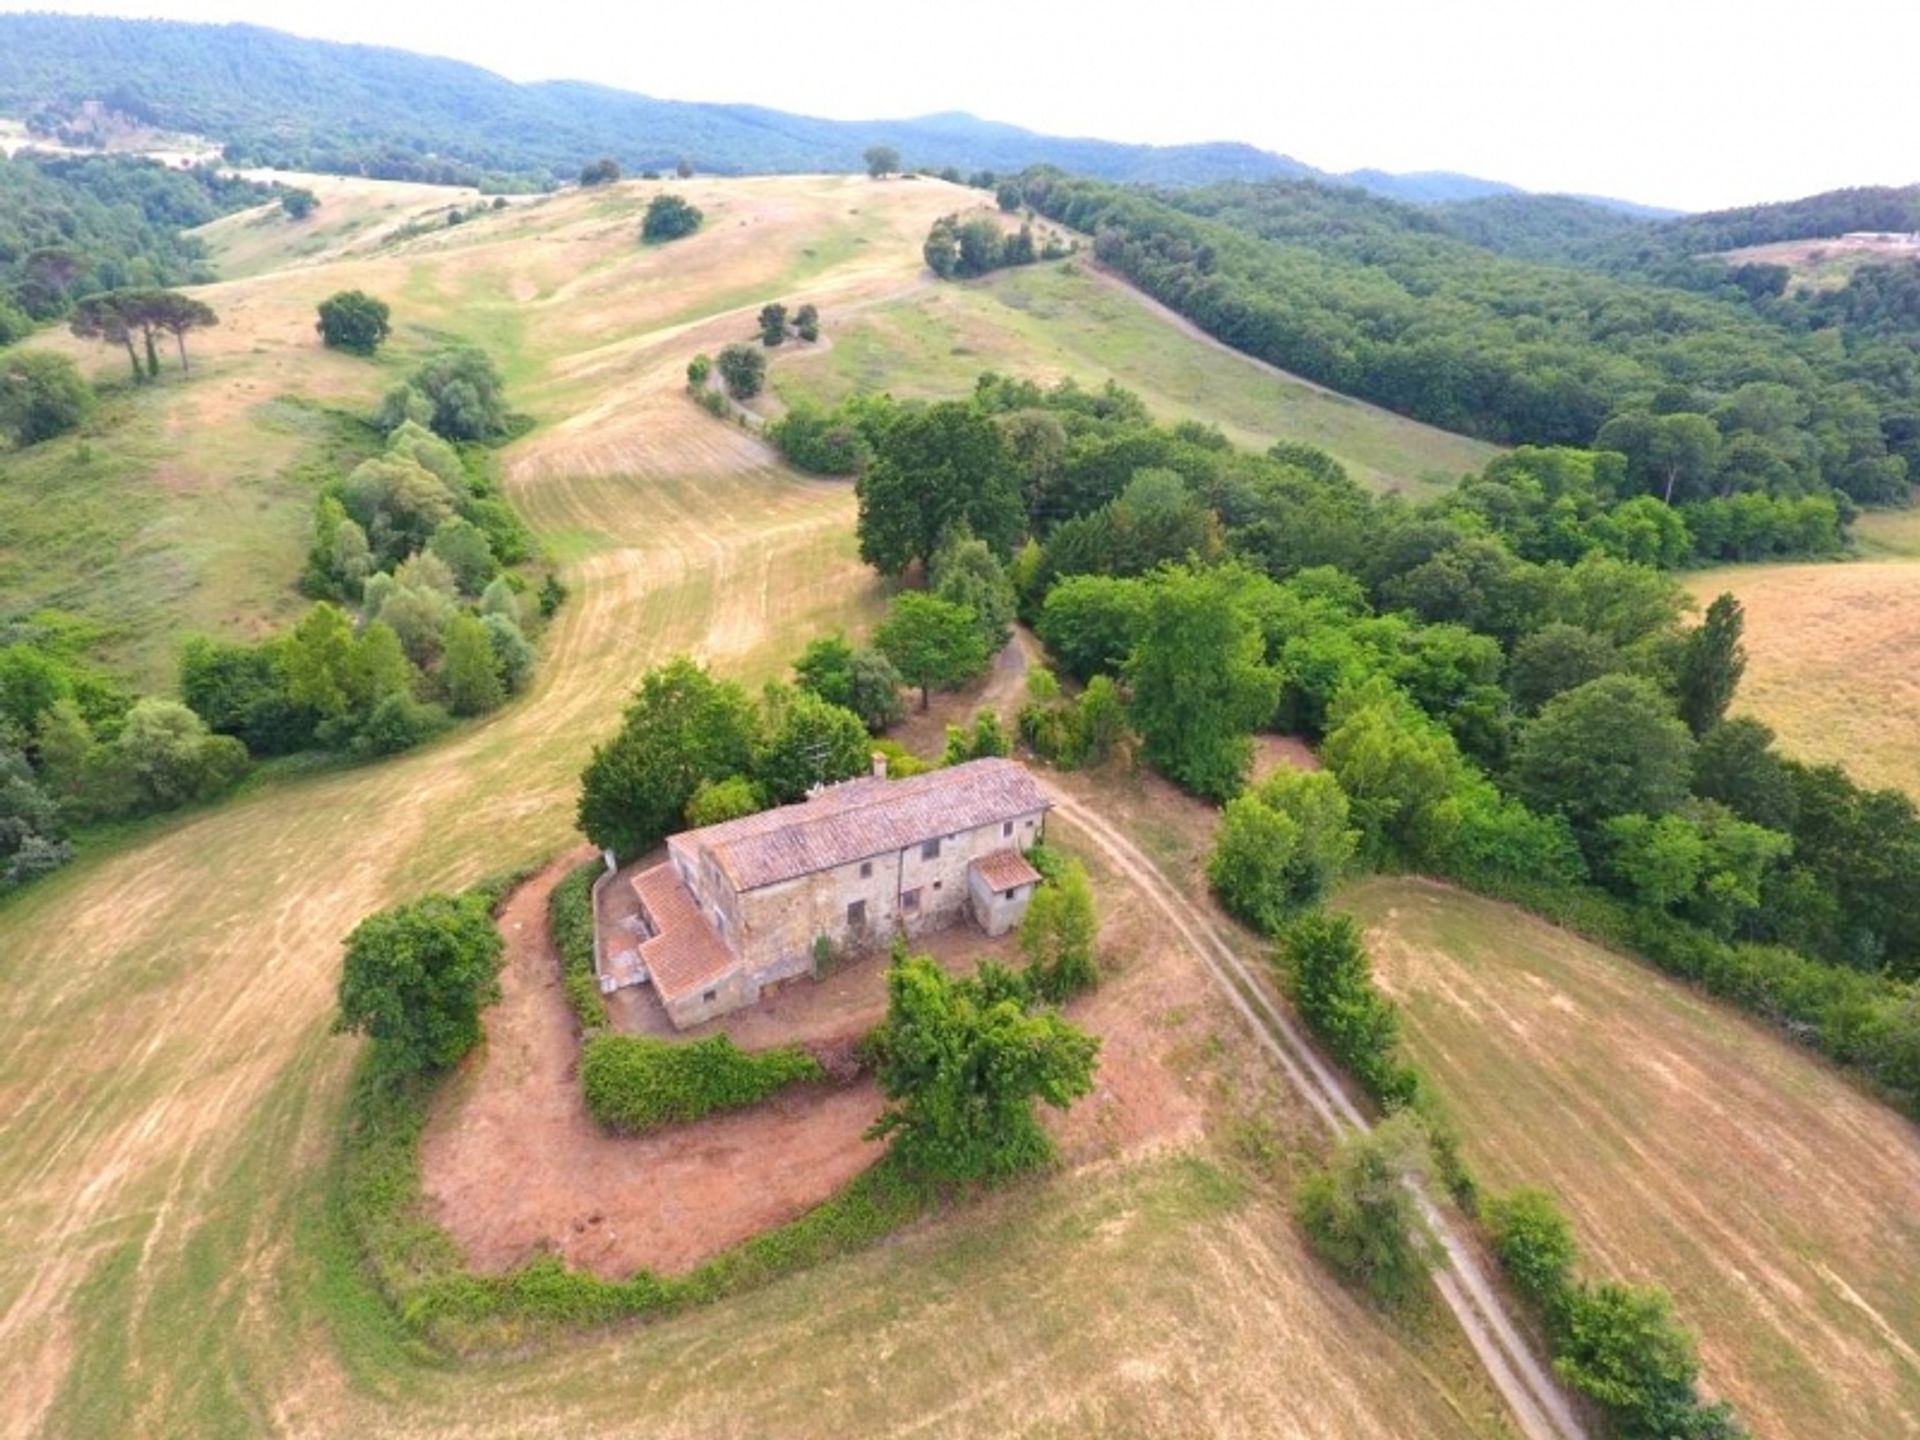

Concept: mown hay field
[[1347, 875, 1920, 1440]]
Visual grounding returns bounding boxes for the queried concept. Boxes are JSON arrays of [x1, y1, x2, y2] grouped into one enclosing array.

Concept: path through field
[[0, 175, 1521, 1439]]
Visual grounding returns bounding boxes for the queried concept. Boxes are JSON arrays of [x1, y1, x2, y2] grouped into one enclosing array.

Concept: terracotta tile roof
[[971, 848, 1041, 893], [673, 758, 1050, 893], [632, 864, 735, 1002]]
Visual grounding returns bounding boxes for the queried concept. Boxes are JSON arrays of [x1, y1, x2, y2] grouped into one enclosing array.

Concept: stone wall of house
[[968, 869, 1037, 938], [732, 807, 1047, 972], [661, 967, 753, 1030]]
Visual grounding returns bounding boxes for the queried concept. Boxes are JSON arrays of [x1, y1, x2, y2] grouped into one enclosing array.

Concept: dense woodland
[[748, 372, 1920, 1120], [0, 151, 272, 329], [998, 172, 1918, 527]]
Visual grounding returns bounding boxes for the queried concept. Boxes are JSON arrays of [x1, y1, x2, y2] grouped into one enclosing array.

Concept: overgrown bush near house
[[581, 1033, 824, 1133], [548, 859, 607, 1029], [1293, 1112, 1438, 1306], [1017, 854, 1099, 1002]]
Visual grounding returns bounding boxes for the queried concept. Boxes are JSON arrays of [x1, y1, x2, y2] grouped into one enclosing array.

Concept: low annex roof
[[632, 863, 734, 1001], [971, 848, 1042, 894], [673, 758, 1050, 893]]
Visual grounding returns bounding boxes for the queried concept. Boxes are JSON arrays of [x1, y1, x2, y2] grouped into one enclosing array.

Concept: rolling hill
[[0, 12, 1651, 208]]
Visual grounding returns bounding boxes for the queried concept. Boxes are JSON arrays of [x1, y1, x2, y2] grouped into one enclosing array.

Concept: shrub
[[352, 691, 451, 757], [581, 1033, 824, 1133], [1017, 855, 1100, 1002], [0, 350, 92, 447], [1281, 910, 1421, 1110], [716, 343, 766, 399], [641, 193, 703, 243], [686, 773, 762, 827], [1294, 1113, 1438, 1305], [548, 860, 608, 1029], [1485, 1187, 1578, 1310], [1209, 769, 1357, 935]]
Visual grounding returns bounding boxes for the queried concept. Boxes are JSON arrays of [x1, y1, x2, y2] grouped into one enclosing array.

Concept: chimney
[[871, 751, 889, 780]]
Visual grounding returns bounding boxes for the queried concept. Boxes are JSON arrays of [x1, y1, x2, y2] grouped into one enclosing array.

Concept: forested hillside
[[1006, 170, 1916, 534], [0, 152, 274, 332], [0, 13, 1627, 204]]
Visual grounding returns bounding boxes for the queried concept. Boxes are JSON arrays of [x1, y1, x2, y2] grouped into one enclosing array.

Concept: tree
[[1209, 769, 1357, 934], [1, 746, 71, 892], [578, 156, 621, 187], [1485, 1188, 1579, 1309], [103, 698, 249, 812], [439, 614, 506, 717], [68, 290, 147, 380], [792, 633, 904, 732], [427, 517, 497, 595], [1509, 623, 1618, 712], [685, 774, 761, 827], [1017, 857, 1099, 1002], [1513, 675, 1695, 833], [794, 302, 820, 342], [1127, 567, 1281, 802], [178, 635, 313, 755], [754, 686, 870, 803], [716, 342, 766, 399], [641, 193, 703, 242], [874, 592, 990, 709], [409, 346, 509, 441], [863, 144, 900, 179], [135, 289, 218, 374], [675, 158, 694, 179], [482, 613, 536, 694], [333, 892, 504, 1074], [1285, 910, 1419, 1107], [577, 657, 760, 858], [857, 401, 1025, 573], [1676, 593, 1746, 738], [0, 350, 90, 446], [315, 290, 392, 355], [1554, 1282, 1732, 1438], [686, 352, 711, 389], [923, 217, 959, 278], [1294, 1113, 1439, 1305], [930, 529, 1017, 653], [280, 187, 318, 219], [1691, 717, 1796, 831], [867, 955, 1099, 1181], [757, 302, 788, 346]]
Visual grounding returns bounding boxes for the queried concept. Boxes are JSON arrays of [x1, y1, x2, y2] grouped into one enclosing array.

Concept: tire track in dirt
[[1041, 788, 1587, 1440]]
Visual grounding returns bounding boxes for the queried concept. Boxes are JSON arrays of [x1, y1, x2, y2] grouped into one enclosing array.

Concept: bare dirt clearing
[[1691, 559, 1920, 798], [1350, 875, 1920, 1440]]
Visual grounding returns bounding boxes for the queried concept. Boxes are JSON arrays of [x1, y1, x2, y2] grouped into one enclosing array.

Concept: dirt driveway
[[422, 824, 1211, 1281]]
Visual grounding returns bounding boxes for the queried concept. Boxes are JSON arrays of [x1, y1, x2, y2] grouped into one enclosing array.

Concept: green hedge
[[581, 1033, 825, 1134], [548, 859, 608, 1029]]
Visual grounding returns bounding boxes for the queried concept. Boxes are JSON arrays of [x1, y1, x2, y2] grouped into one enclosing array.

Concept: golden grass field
[[0, 173, 1524, 1439], [1348, 876, 1920, 1440], [767, 251, 1498, 498], [1691, 552, 1920, 799]]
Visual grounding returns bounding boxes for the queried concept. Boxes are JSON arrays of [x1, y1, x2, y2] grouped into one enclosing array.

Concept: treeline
[[817, 372, 1919, 1108], [1001, 170, 1914, 509], [2, 343, 552, 899], [0, 151, 272, 332]]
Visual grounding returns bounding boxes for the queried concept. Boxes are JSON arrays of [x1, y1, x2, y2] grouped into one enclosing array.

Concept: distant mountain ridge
[[0, 13, 1667, 211]]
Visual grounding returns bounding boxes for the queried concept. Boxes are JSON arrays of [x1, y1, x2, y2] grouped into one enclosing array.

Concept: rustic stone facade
[[606, 758, 1053, 1028]]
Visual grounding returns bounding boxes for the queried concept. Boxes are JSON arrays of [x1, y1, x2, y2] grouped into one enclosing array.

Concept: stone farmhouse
[[601, 757, 1052, 1028]]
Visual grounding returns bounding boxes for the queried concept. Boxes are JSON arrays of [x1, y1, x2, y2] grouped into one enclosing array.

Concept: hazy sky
[[18, 0, 1920, 210]]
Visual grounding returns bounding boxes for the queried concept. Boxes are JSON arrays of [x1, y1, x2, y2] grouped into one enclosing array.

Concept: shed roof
[[971, 848, 1042, 893], [673, 758, 1050, 893]]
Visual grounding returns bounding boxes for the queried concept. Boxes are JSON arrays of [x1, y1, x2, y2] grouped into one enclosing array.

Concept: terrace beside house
[[599, 757, 1050, 1027]]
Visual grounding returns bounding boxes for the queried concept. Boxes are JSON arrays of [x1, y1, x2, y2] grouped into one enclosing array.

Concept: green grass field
[[1346, 875, 1920, 1439], [0, 173, 1522, 1440], [770, 260, 1500, 497]]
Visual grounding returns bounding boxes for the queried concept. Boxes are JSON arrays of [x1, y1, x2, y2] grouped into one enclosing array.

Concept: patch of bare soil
[[1251, 733, 1321, 781], [423, 818, 1212, 1281], [421, 857, 885, 1278]]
